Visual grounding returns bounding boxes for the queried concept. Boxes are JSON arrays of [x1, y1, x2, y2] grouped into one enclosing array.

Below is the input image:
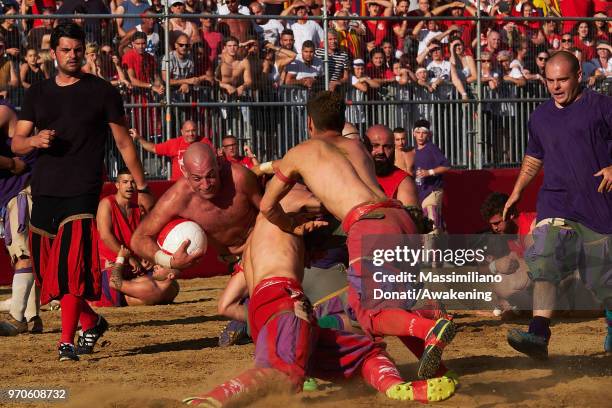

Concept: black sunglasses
[[176, 43, 190, 48], [561, 38, 572, 43]]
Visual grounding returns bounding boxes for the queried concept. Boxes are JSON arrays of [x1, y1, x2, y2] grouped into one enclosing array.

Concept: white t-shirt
[[254, 19, 285, 45], [508, 59, 525, 79], [426, 60, 451, 82], [287, 55, 323, 80], [288, 20, 324, 54], [216, 4, 250, 15]]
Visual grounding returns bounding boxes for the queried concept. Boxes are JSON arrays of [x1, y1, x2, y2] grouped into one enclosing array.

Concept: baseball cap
[[596, 40, 610, 49], [168, 0, 185, 6], [498, 1, 510, 14], [353, 59, 365, 66]]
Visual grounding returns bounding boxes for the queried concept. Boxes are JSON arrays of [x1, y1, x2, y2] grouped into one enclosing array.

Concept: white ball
[[157, 219, 207, 256]]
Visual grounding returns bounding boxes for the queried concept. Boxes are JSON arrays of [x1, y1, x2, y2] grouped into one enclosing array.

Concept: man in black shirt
[[11, 23, 153, 362]]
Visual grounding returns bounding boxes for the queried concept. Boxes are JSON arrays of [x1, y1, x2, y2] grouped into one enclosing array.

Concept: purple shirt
[[414, 142, 450, 202], [526, 89, 612, 234], [0, 101, 34, 208]]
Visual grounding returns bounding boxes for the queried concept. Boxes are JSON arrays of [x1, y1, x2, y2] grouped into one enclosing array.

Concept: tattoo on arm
[[110, 263, 124, 291]]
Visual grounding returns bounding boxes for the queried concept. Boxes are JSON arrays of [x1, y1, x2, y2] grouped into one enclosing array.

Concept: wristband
[[115, 256, 125, 264], [428, 169, 435, 176], [137, 185, 151, 194], [155, 250, 173, 268], [489, 260, 498, 275], [260, 161, 273, 174]]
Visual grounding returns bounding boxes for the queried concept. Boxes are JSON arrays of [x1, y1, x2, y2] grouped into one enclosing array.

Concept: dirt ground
[[1, 276, 611, 408]]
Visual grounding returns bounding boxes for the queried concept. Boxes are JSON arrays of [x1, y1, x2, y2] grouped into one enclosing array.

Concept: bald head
[[182, 143, 221, 198], [366, 124, 393, 145], [366, 125, 395, 176], [183, 142, 216, 171], [546, 50, 580, 75], [544, 50, 582, 108], [342, 122, 361, 140], [181, 120, 199, 143]]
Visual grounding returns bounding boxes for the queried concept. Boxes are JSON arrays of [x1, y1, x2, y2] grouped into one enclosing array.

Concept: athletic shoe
[[58, 343, 79, 362], [385, 377, 455, 402], [218, 320, 250, 347], [0, 313, 28, 336], [303, 377, 318, 392], [28, 316, 43, 334], [604, 333, 612, 354], [75, 315, 108, 355], [507, 328, 548, 360], [417, 318, 456, 379]]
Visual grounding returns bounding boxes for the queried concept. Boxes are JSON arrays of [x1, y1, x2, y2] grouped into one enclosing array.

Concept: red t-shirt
[[366, 19, 390, 46], [366, 63, 393, 80], [122, 49, 158, 83], [154, 137, 214, 180], [225, 155, 255, 169], [560, 0, 593, 33], [31, 0, 56, 28]]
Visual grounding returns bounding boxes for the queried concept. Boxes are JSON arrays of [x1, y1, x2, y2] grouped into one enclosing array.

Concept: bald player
[[183, 186, 456, 407], [130, 142, 261, 320], [259, 91, 457, 380], [365, 124, 418, 207]]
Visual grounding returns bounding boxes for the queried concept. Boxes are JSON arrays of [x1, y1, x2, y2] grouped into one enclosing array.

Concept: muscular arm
[[96, 198, 124, 256], [396, 177, 419, 206], [259, 158, 298, 232], [217, 271, 249, 320], [126, 67, 153, 89], [503, 155, 543, 219], [11, 120, 35, 155], [131, 184, 184, 263]]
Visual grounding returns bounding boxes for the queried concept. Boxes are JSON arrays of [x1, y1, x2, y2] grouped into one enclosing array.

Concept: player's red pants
[[189, 277, 405, 406], [343, 202, 439, 358]]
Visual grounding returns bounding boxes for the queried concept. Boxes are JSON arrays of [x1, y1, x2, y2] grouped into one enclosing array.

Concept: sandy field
[[1, 276, 611, 408]]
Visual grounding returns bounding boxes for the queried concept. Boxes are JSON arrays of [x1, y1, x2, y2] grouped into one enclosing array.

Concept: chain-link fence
[[1, 7, 610, 178]]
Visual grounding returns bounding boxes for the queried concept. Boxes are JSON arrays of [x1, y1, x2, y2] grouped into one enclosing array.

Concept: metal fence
[[1, 10, 610, 178]]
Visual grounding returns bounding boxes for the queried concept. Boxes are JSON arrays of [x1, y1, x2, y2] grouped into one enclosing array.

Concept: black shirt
[[19, 74, 124, 197]]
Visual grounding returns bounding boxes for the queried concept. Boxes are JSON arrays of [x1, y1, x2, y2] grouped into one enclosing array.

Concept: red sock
[[371, 309, 436, 339], [398, 336, 448, 375], [360, 353, 403, 393], [59, 294, 82, 344], [193, 368, 287, 406], [79, 300, 98, 331]]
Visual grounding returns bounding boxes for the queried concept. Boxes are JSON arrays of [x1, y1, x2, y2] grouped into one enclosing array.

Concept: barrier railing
[[1, 11, 609, 176]]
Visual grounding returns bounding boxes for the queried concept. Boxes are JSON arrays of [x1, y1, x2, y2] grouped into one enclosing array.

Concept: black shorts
[[30, 194, 99, 235]]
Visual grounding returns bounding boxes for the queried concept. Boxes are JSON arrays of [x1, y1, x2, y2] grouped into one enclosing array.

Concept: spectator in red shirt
[[199, 10, 223, 72], [220, 135, 259, 169], [573, 21, 596, 61], [122, 31, 164, 95], [366, 47, 394, 85], [129, 120, 213, 181], [364, 0, 393, 54], [593, 12, 611, 42]]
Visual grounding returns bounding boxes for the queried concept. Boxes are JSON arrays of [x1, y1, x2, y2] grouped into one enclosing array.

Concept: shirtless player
[[94, 168, 179, 307], [130, 142, 260, 335], [217, 36, 252, 97], [182, 187, 456, 406], [259, 91, 457, 380]]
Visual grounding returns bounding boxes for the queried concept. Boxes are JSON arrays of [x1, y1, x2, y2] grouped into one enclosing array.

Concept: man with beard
[[365, 124, 418, 207]]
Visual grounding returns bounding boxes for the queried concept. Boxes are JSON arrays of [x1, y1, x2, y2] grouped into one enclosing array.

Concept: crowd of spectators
[[0, 0, 610, 103]]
